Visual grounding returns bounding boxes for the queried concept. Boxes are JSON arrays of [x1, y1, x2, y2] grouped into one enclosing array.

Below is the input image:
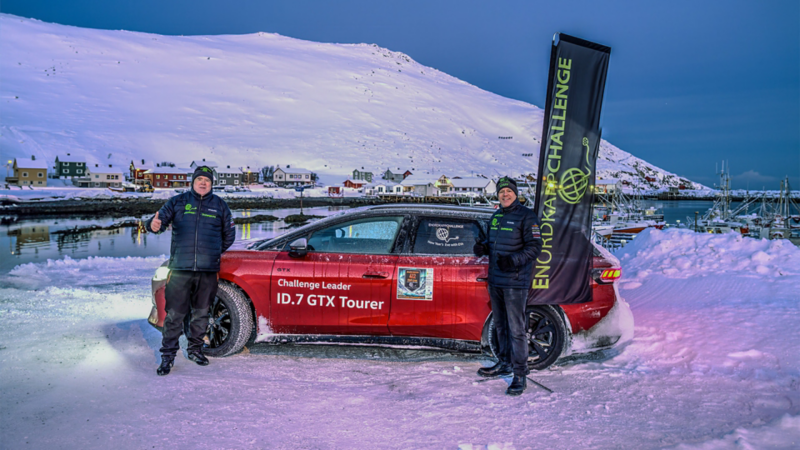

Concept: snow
[[0, 13, 700, 190], [1, 228, 799, 448]]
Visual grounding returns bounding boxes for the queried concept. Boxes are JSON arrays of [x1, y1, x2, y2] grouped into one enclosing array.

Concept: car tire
[[485, 305, 568, 371], [201, 281, 254, 357]]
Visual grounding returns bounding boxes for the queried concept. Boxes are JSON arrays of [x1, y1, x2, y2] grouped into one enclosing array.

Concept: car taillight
[[593, 268, 621, 284]]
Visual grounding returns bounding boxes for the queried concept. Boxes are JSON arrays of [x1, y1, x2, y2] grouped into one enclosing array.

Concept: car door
[[270, 215, 404, 335], [388, 216, 490, 341]]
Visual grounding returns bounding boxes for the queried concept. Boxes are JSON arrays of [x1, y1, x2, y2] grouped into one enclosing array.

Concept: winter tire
[[485, 305, 568, 371], [202, 281, 254, 357]]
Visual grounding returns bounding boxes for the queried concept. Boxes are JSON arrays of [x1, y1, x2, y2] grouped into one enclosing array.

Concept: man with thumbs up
[[147, 166, 235, 376]]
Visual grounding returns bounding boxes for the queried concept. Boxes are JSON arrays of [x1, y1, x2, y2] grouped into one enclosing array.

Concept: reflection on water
[[1, 206, 349, 272]]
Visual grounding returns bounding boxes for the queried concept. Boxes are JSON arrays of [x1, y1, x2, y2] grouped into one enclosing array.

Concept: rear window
[[412, 218, 481, 255]]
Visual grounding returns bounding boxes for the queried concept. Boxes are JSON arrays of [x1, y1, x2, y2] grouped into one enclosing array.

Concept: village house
[[54, 154, 86, 178], [129, 159, 155, 185], [216, 166, 243, 186], [399, 174, 447, 197], [241, 166, 260, 185], [444, 177, 497, 196], [343, 179, 367, 189], [273, 167, 314, 187], [364, 181, 403, 196], [77, 164, 124, 188], [6, 156, 48, 187], [382, 168, 413, 183], [595, 178, 621, 194], [143, 166, 191, 188], [352, 168, 373, 183]]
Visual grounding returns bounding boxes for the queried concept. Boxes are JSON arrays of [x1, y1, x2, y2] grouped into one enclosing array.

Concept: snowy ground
[[1, 230, 799, 449]]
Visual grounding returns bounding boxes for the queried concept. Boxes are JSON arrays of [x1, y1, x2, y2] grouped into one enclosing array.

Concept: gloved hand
[[498, 254, 515, 272], [473, 241, 488, 257]]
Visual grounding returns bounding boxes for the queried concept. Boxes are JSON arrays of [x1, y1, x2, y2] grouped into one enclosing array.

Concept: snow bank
[[617, 228, 800, 284]]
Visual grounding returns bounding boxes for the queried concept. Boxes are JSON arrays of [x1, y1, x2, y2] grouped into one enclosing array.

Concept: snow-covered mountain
[[0, 14, 702, 189]]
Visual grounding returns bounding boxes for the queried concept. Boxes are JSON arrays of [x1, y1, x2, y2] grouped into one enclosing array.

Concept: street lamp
[[6, 159, 12, 182]]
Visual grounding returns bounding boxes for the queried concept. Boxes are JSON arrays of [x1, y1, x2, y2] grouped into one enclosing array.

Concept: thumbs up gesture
[[151, 211, 162, 232]]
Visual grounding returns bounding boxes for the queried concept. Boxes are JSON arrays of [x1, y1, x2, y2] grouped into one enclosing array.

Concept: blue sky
[[2, 0, 798, 189]]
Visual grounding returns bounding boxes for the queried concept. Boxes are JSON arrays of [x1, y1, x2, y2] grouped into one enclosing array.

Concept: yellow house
[[6, 156, 48, 187]]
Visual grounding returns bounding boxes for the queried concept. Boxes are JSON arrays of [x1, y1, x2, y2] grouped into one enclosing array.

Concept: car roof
[[358, 203, 497, 217]]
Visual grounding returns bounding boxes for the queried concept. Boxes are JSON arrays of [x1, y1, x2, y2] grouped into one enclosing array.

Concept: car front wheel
[[486, 305, 568, 370]]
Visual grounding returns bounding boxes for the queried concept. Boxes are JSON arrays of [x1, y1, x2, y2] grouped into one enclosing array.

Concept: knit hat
[[496, 176, 518, 197], [192, 166, 214, 184]]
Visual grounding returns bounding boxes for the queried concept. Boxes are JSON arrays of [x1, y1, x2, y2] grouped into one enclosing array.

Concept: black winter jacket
[[481, 199, 543, 289], [146, 189, 235, 272]]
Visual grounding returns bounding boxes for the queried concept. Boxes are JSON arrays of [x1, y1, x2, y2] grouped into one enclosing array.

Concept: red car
[[148, 204, 628, 370]]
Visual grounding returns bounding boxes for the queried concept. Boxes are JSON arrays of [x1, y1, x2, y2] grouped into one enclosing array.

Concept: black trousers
[[161, 270, 218, 357], [488, 286, 529, 376]]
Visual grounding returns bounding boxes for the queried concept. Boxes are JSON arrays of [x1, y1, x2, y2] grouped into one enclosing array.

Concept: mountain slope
[[0, 14, 701, 189]]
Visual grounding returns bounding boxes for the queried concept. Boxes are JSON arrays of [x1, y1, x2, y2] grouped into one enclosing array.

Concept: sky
[[1, 0, 798, 190]]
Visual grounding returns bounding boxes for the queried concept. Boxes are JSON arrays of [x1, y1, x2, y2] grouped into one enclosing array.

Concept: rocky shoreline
[[0, 196, 385, 219]]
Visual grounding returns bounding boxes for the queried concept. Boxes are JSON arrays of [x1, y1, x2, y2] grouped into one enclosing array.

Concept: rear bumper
[[568, 283, 634, 355]]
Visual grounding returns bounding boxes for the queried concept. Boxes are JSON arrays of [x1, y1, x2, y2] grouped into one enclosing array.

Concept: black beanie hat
[[192, 166, 214, 184], [496, 176, 518, 197]]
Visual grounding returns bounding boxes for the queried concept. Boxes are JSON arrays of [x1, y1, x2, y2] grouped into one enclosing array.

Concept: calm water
[[0, 206, 349, 272], [0, 200, 787, 272]]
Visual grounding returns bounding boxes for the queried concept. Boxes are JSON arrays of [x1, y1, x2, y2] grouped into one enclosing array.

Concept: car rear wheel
[[197, 282, 254, 357], [486, 305, 568, 370]]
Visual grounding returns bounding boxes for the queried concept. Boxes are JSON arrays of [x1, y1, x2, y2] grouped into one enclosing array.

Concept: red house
[[144, 167, 191, 188], [343, 179, 366, 189]]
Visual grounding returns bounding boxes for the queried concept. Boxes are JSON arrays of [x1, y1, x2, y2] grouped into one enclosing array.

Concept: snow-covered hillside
[[0, 14, 701, 189]]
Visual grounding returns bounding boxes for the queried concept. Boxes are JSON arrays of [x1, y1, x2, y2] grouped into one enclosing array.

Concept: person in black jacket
[[474, 176, 543, 395], [147, 166, 236, 376]]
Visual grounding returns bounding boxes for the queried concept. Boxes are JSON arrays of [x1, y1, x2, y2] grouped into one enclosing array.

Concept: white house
[[82, 164, 124, 188], [399, 174, 445, 197], [445, 177, 497, 196], [364, 181, 403, 196], [595, 178, 621, 194], [274, 167, 314, 187]]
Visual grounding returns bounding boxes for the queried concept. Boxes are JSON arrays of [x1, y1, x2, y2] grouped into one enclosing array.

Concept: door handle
[[476, 276, 488, 282], [363, 272, 389, 279]]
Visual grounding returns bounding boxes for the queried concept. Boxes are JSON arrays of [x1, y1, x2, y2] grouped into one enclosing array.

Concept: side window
[[412, 218, 482, 255], [307, 216, 403, 255]]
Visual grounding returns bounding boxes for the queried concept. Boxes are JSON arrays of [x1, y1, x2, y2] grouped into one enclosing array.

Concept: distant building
[[352, 168, 373, 183], [241, 166, 260, 185], [274, 167, 314, 187], [6, 156, 48, 187], [216, 165, 243, 186], [382, 168, 412, 183], [595, 178, 620, 194], [445, 177, 496, 196], [77, 164, 124, 188], [130, 159, 155, 185], [55, 154, 86, 178], [143, 166, 191, 188], [399, 174, 444, 197], [343, 179, 367, 189]]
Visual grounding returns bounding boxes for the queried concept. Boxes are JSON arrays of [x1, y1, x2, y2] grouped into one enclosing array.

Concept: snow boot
[[506, 374, 527, 396], [477, 361, 512, 378], [157, 356, 175, 376], [187, 350, 209, 366]]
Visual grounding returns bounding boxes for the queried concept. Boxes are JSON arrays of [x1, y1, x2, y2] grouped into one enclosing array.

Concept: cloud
[[733, 170, 777, 187]]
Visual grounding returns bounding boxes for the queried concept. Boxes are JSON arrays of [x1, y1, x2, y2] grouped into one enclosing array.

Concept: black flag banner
[[529, 33, 610, 305]]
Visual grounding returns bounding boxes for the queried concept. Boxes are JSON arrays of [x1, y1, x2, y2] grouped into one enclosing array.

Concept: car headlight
[[153, 266, 170, 281]]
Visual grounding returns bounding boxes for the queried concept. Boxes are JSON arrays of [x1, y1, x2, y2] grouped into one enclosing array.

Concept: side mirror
[[288, 237, 308, 258]]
